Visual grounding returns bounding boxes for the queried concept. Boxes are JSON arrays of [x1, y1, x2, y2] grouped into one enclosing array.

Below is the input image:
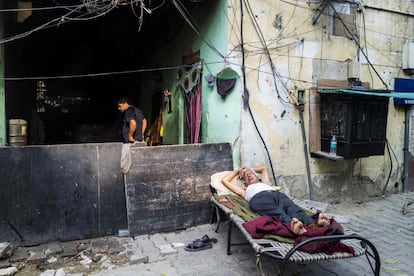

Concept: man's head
[[239, 168, 260, 186], [117, 97, 131, 112]]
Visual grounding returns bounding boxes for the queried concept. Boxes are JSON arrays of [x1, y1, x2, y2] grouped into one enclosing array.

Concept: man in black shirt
[[117, 97, 147, 143]]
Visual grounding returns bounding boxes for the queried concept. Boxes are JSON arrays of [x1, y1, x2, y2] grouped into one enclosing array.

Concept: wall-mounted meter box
[[403, 42, 414, 72]]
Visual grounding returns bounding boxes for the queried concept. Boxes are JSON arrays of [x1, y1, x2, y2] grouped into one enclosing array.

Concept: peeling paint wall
[[140, 0, 413, 202], [224, 0, 414, 202]]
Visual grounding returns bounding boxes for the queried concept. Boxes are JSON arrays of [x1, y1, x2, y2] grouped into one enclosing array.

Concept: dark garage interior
[[2, 0, 199, 144]]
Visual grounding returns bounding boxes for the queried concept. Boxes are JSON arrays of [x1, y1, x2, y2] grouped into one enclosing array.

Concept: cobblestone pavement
[[94, 192, 414, 276], [4, 192, 414, 276]]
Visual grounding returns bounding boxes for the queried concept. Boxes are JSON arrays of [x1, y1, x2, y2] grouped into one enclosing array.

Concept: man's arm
[[128, 119, 137, 142], [221, 169, 246, 198], [252, 166, 270, 183]]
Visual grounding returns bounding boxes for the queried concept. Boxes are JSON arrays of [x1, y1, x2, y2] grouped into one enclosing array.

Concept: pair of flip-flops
[[184, 234, 218, 252]]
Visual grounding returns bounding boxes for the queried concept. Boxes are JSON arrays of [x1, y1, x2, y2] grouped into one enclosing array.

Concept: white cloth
[[245, 182, 274, 202], [121, 143, 132, 174]]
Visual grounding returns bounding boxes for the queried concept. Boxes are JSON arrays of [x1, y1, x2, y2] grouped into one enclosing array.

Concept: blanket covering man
[[243, 214, 355, 255]]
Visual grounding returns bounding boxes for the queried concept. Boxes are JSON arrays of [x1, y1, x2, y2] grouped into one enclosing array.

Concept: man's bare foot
[[291, 218, 307, 235], [317, 213, 330, 227]]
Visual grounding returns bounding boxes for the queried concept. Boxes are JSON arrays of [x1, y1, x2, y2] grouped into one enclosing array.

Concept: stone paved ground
[[94, 192, 414, 276], [3, 192, 414, 276]]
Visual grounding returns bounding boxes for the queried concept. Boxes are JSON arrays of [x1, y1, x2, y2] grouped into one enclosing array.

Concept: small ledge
[[311, 151, 344, 161]]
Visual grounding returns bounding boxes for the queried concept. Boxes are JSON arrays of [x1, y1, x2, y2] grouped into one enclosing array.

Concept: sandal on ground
[[192, 234, 218, 244], [184, 240, 213, 252]]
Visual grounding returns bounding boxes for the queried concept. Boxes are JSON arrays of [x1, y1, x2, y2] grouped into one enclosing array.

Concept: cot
[[209, 171, 380, 276]]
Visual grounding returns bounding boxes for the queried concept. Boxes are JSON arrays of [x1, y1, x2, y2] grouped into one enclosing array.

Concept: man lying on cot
[[221, 167, 355, 255], [221, 166, 331, 235]]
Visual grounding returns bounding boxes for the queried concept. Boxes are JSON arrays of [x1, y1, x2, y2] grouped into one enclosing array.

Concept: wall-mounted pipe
[[298, 90, 313, 200], [403, 107, 410, 193]]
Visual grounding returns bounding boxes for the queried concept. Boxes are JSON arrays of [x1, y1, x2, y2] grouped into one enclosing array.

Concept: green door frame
[[0, 11, 6, 146]]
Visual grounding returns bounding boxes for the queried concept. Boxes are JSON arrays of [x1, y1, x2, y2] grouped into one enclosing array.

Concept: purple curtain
[[184, 84, 202, 143], [180, 50, 202, 144]]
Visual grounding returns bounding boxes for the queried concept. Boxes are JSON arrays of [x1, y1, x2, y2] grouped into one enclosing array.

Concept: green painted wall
[[0, 9, 6, 146], [143, 0, 241, 166]]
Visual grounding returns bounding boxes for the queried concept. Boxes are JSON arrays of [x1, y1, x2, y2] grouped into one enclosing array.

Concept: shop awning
[[321, 89, 414, 105], [320, 89, 414, 100]]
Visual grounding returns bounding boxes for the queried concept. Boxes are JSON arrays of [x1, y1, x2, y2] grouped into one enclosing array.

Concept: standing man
[[117, 97, 147, 143]]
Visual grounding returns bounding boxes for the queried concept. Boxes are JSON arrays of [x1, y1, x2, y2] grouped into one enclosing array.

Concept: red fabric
[[182, 50, 202, 144], [242, 216, 355, 255], [243, 216, 296, 239], [294, 220, 355, 255], [184, 84, 202, 143]]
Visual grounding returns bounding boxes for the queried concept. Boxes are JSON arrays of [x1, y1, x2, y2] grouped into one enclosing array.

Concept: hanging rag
[[177, 61, 202, 94], [216, 67, 239, 99], [217, 78, 236, 98], [121, 143, 132, 174]]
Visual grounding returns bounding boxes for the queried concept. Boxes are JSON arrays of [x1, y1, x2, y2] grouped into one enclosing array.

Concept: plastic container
[[329, 135, 337, 156], [118, 229, 129, 237]]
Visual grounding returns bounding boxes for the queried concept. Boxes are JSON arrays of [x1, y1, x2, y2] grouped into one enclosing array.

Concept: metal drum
[[9, 119, 28, 146]]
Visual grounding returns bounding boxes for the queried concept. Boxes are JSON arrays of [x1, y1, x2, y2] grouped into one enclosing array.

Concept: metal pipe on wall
[[403, 107, 410, 193], [298, 90, 313, 200]]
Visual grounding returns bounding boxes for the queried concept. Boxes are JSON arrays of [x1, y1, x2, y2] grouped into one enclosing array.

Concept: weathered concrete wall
[[138, 0, 413, 202], [223, 0, 414, 201], [0, 142, 232, 245]]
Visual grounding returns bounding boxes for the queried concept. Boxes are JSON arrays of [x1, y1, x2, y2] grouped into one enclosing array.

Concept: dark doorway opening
[[2, 0, 195, 144]]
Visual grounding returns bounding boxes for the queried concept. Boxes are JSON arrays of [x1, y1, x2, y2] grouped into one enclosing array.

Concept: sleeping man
[[221, 166, 331, 235], [221, 166, 355, 255]]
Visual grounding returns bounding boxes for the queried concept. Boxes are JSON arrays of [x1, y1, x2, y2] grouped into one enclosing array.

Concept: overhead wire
[[270, 0, 303, 45], [327, 1, 389, 89], [0, 1, 108, 44], [0, 51, 312, 83], [171, 0, 225, 59], [0, 0, 164, 45], [223, 0, 242, 60], [0, 62, 222, 81], [130, 0, 144, 31], [0, 0, 410, 92], [0, 5, 84, 44], [242, 0, 296, 105], [0, 4, 82, 12], [239, 0, 277, 185]]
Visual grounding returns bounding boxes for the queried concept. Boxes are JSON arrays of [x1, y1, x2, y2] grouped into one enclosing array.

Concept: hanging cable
[[327, 1, 389, 90], [0, 63, 210, 81], [243, 0, 296, 105], [239, 0, 277, 185], [171, 0, 225, 59], [382, 139, 393, 196]]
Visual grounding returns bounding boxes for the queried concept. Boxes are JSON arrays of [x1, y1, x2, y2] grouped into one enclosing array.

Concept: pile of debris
[[0, 237, 137, 276]]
